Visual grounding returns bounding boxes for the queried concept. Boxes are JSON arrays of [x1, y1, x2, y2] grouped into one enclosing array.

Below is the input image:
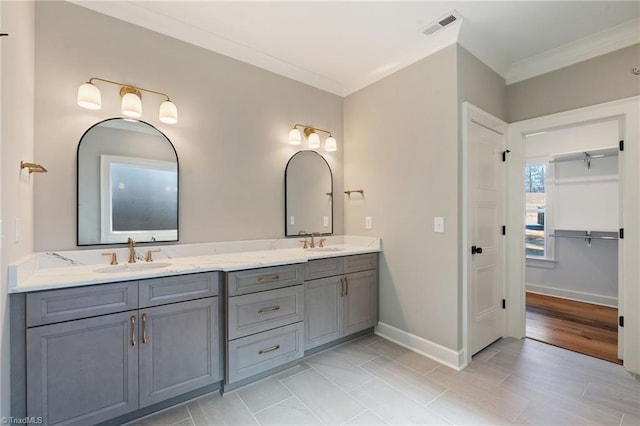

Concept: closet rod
[[548, 151, 618, 165], [548, 234, 618, 240]]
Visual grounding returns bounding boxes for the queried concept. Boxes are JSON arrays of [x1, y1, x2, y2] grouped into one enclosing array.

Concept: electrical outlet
[[290, 216, 295, 225], [323, 216, 329, 227], [365, 216, 373, 230]]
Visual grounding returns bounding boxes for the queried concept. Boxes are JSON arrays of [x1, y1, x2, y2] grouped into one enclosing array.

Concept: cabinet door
[[26, 311, 138, 426], [304, 277, 342, 350], [343, 270, 378, 336], [139, 297, 221, 407]]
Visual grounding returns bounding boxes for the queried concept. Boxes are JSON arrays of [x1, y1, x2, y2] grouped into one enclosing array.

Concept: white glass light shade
[[325, 136, 337, 152], [121, 92, 142, 117], [159, 100, 178, 124], [308, 132, 320, 149], [288, 128, 302, 145], [77, 83, 102, 110]]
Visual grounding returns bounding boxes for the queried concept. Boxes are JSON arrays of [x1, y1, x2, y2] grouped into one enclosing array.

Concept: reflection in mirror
[[285, 151, 333, 236], [77, 118, 178, 245]]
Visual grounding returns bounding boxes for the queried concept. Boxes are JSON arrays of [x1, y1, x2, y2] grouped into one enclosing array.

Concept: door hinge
[[619, 228, 624, 239], [619, 140, 624, 151], [502, 150, 511, 162], [619, 316, 624, 327], [502, 299, 506, 309], [502, 225, 506, 235]]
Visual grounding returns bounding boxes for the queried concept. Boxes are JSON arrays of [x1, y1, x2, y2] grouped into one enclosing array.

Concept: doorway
[[523, 120, 621, 363], [505, 97, 640, 374]]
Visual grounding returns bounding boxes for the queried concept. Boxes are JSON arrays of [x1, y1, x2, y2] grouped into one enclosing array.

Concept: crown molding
[[506, 19, 640, 85]]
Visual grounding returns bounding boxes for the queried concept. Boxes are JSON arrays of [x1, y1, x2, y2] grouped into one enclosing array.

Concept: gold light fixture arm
[[88, 77, 171, 101], [20, 161, 48, 174], [344, 189, 364, 196], [291, 123, 333, 138]]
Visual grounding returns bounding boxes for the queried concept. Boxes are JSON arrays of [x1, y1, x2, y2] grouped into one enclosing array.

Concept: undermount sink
[[94, 262, 171, 273], [307, 247, 344, 252]]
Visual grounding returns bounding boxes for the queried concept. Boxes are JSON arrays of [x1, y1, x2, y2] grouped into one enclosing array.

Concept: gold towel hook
[[20, 161, 48, 174], [344, 189, 364, 196]]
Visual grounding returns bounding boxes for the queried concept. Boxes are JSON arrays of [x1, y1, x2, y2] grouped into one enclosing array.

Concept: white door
[[468, 120, 506, 356]]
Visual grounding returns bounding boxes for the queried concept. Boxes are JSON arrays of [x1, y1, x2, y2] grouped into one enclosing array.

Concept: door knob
[[471, 246, 483, 255]]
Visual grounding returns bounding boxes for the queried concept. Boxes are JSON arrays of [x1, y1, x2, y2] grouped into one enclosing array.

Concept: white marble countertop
[[8, 236, 381, 293]]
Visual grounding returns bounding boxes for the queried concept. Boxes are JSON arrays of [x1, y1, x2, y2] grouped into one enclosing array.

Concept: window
[[525, 163, 549, 258], [100, 155, 178, 243]]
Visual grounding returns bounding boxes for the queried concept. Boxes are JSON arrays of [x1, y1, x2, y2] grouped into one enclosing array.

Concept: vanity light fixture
[[77, 77, 178, 124], [288, 124, 337, 152]]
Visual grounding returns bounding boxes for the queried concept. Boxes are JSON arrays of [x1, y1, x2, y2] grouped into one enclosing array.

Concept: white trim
[[526, 284, 618, 308], [507, 96, 639, 374], [507, 19, 640, 85], [375, 322, 465, 370]]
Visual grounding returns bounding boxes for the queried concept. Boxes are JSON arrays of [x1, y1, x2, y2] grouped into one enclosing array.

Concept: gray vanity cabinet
[[304, 254, 378, 350], [26, 310, 139, 426], [226, 264, 305, 385], [139, 297, 220, 407], [304, 276, 342, 348], [23, 272, 222, 426]]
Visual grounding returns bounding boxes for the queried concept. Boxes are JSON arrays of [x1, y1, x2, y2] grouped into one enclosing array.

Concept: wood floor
[[526, 292, 621, 364]]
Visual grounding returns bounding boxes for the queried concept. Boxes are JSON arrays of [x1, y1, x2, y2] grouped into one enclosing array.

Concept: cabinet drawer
[[139, 272, 219, 308], [228, 285, 303, 340], [26, 282, 138, 327], [227, 322, 303, 383], [344, 253, 378, 273], [305, 257, 344, 280], [227, 264, 304, 296]]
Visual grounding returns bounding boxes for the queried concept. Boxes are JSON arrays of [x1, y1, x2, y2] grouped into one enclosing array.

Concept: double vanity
[[9, 236, 380, 426]]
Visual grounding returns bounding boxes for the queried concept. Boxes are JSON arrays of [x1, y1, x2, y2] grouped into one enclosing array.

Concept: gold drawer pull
[[344, 276, 349, 296], [141, 313, 147, 344], [340, 277, 345, 297], [258, 305, 281, 314], [258, 344, 280, 355], [130, 315, 136, 346], [258, 274, 281, 283]]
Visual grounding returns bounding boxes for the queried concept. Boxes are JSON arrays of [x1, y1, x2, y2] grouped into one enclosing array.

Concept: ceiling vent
[[423, 11, 461, 36]]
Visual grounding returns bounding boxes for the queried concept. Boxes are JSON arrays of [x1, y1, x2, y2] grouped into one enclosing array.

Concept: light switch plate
[[434, 217, 444, 233], [290, 216, 295, 225], [365, 216, 373, 230], [323, 216, 329, 227]]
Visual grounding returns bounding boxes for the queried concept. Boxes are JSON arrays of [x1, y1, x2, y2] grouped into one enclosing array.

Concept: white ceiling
[[73, 1, 640, 96]]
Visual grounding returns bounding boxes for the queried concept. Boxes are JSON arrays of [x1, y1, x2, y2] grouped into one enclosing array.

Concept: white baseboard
[[526, 283, 618, 308], [374, 322, 465, 370]]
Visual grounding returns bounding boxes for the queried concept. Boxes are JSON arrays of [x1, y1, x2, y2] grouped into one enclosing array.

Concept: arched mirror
[[285, 151, 333, 236], [77, 118, 178, 245]]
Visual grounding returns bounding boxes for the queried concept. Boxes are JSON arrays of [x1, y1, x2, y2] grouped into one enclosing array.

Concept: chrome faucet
[[127, 238, 137, 263]]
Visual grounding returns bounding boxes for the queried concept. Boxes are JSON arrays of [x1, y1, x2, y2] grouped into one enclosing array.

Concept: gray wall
[[344, 46, 461, 350], [507, 44, 640, 122], [343, 44, 508, 353], [1, 1, 35, 419], [34, 1, 344, 251], [457, 46, 508, 122]]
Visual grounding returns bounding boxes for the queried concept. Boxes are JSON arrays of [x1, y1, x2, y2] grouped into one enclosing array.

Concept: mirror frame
[[284, 150, 333, 237], [76, 118, 179, 246]]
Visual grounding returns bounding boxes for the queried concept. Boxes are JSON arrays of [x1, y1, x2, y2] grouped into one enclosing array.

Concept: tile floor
[[129, 334, 640, 425]]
